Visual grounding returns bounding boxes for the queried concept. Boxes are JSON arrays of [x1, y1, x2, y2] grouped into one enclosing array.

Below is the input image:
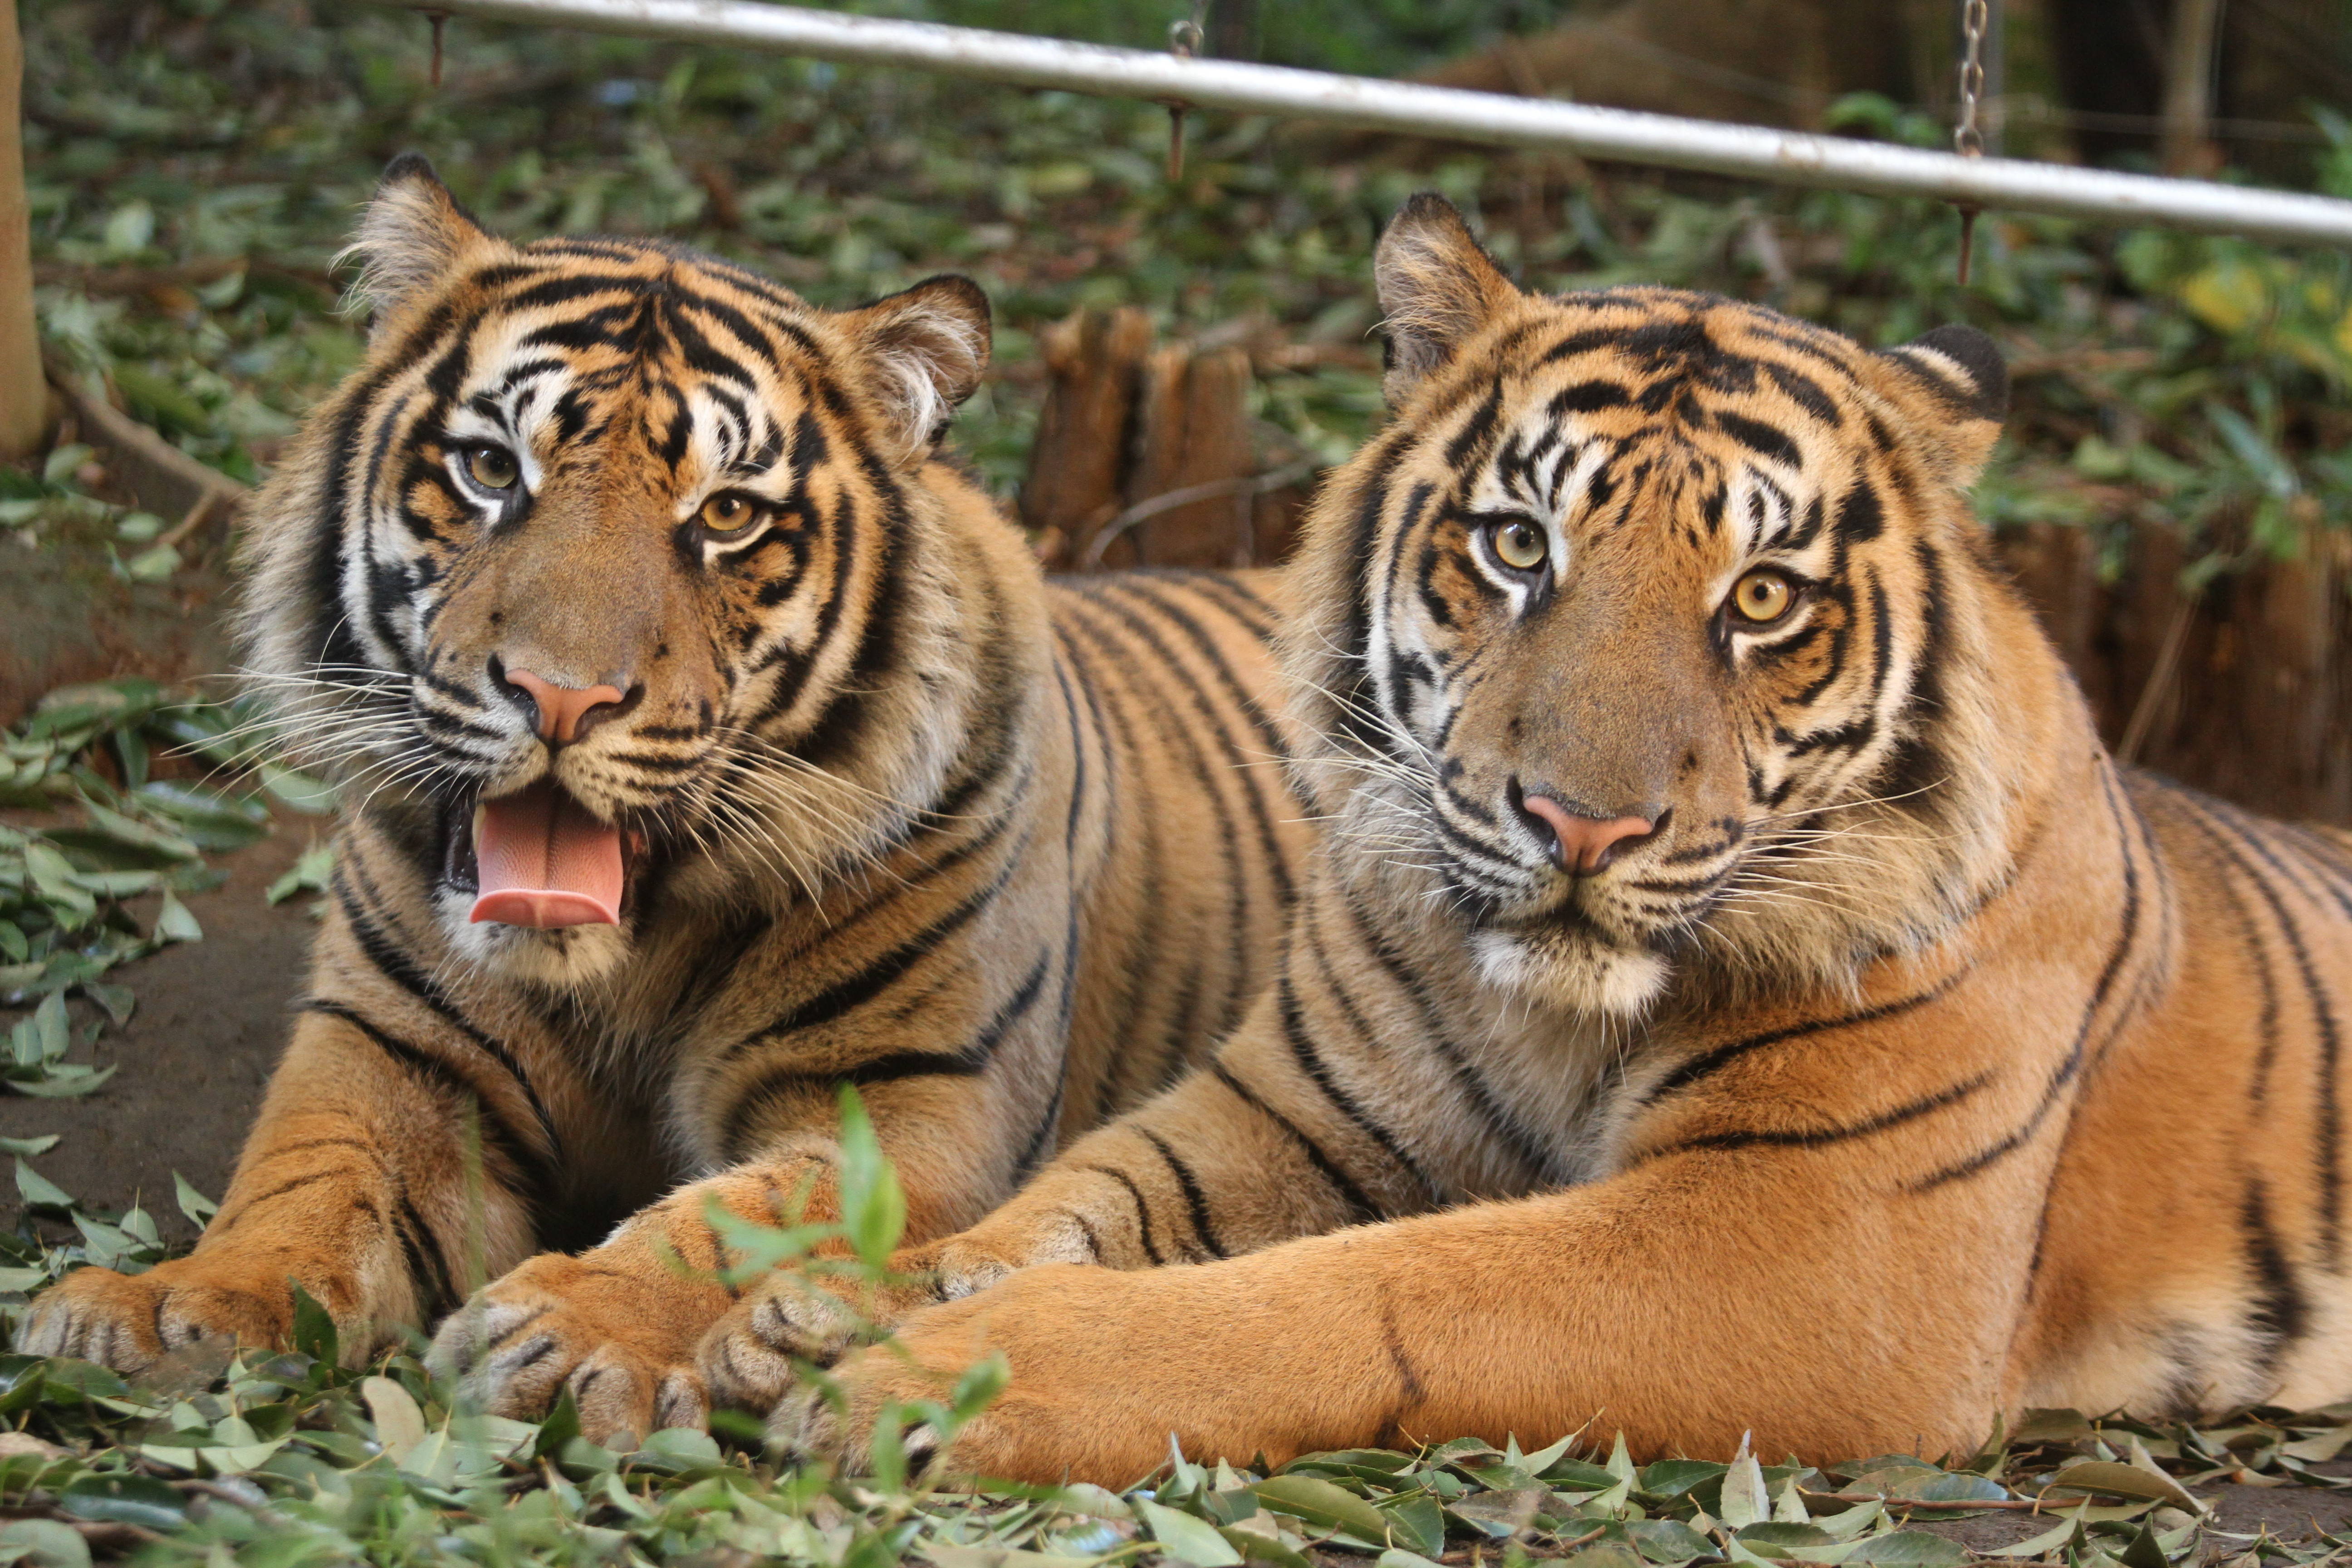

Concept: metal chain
[[1953, 0, 1988, 158], [1951, 0, 1989, 284]]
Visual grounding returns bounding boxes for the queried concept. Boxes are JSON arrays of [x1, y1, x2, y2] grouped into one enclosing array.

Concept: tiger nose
[[1516, 790, 1659, 875], [502, 668, 629, 744]]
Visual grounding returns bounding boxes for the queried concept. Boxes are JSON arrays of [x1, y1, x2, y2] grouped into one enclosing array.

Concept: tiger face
[[1284, 196, 2014, 1018], [240, 157, 991, 985]]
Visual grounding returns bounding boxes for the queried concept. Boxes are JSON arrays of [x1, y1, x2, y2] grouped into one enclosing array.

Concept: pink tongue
[[469, 781, 624, 929]]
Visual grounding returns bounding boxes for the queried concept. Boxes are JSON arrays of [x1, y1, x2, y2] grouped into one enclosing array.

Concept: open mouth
[[443, 779, 632, 930]]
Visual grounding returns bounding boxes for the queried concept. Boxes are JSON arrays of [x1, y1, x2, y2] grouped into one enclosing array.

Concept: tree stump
[[1115, 343, 1256, 569], [1021, 309, 1274, 572], [1019, 306, 1152, 568]]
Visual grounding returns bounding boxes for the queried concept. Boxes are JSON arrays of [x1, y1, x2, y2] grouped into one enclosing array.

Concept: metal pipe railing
[[383, 0, 2352, 247]]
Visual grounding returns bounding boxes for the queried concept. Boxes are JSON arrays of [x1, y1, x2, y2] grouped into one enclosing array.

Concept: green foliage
[[7, 1315, 2347, 1568], [0, 679, 332, 1012]]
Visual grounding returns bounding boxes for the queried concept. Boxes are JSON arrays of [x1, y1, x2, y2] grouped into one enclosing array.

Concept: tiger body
[[782, 196, 2352, 1482], [19, 159, 1309, 1441]]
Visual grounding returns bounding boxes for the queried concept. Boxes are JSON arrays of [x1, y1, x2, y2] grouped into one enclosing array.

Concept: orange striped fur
[[772, 195, 2352, 1483], [18, 159, 1310, 1444]]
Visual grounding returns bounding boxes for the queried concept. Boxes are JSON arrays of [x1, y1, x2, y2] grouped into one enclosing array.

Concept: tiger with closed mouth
[[764, 194, 2352, 1483], [18, 157, 1311, 1445]]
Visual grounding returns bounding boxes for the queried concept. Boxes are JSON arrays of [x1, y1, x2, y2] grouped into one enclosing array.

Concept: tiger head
[[1284, 195, 2033, 1018], [240, 156, 993, 985]]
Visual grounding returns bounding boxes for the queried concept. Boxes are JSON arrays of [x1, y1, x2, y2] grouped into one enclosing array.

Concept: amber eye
[[1487, 517, 1548, 573], [466, 446, 519, 491], [698, 493, 765, 533], [1730, 568, 1797, 624]]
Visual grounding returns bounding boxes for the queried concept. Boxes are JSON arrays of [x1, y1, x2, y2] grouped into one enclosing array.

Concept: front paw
[[426, 1254, 709, 1447], [15, 1262, 289, 1374], [697, 1237, 1020, 1414], [766, 1264, 1143, 1485]]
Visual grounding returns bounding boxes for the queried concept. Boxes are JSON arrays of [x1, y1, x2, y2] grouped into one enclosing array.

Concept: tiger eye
[[1730, 568, 1796, 624], [698, 493, 762, 533], [1489, 518, 1548, 573], [466, 446, 519, 491]]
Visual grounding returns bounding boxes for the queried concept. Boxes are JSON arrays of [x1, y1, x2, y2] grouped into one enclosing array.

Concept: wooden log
[[1020, 306, 1152, 568]]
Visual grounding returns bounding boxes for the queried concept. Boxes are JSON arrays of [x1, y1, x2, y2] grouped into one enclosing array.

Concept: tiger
[[17, 155, 1312, 1446], [758, 193, 2352, 1485]]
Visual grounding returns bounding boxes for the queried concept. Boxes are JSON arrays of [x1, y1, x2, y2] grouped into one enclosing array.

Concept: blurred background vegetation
[[14, 0, 2352, 548]]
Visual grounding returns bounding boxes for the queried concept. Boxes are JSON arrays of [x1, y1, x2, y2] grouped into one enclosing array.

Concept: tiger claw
[[15, 1264, 289, 1374], [425, 1255, 711, 1445]]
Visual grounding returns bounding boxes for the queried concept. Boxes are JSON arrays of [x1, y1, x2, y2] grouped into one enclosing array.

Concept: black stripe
[[1662, 1068, 1994, 1156], [1209, 1060, 1382, 1225], [298, 999, 549, 1200], [724, 825, 1021, 1058], [1293, 906, 1441, 1197], [2240, 1174, 2310, 1377], [2175, 792, 2344, 1263], [1711, 409, 1803, 470], [1080, 1164, 1165, 1266], [720, 951, 1051, 1158], [1333, 884, 1564, 1182], [396, 1192, 457, 1319], [1908, 765, 2150, 1192], [330, 868, 562, 1162], [209, 1169, 342, 1233], [1641, 971, 1966, 1107], [1058, 592, 1250, 1047], [1138, 1128, 1226, 1260]]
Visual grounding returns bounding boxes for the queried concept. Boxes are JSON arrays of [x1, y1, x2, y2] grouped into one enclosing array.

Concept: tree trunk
[[0, 0, 48, 460]]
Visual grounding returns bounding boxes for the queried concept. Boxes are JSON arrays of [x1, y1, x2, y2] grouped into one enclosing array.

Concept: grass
[[11, 2, 2352, 1562]]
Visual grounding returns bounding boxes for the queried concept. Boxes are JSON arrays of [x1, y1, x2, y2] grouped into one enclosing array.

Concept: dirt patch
[[1897, 1485, 2352, 1556], [2, 817, 319, 1241]]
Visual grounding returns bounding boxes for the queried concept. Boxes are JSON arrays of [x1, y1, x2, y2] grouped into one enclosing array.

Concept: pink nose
[[505, 669, 627, 744], [1520, 794, 1656, 875]]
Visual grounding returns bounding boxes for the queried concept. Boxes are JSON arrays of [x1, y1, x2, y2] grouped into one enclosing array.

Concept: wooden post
[[0, 0, 48, 460], [2158, 0, 2225, 176]]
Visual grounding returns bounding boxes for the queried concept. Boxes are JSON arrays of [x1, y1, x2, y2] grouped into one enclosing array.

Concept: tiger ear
[[839, 274, 992, 462], [1373, 192, 1520, 403], [1870, 324, 2009, 488], [345, 154, 496, 333]]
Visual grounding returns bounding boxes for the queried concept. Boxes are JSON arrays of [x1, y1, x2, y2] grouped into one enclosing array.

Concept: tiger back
[[18, 156, 1310, 1444], [759, 194, 2352, 1484]]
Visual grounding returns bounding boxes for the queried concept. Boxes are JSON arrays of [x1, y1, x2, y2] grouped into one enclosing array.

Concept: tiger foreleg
[[18, 1009, 518, 1372], [777, 1152, 2032, 1485], [702, 1004, 1432, 1414]]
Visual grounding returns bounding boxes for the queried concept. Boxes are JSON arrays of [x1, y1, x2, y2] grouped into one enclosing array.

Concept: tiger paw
[[697, 1238, 1022, 1414], [765, 1263, 1156, 1485], [425, 1253, 712, 1446], [15, 1261, 290, 1374]]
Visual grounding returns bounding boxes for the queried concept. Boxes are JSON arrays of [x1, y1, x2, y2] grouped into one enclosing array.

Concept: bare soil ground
[[1, 820, 315, 1242]]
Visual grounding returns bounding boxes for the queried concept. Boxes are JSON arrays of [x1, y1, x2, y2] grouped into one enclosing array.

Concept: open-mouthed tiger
[[18, 156, 1311, 1443], [765, 193, 2352, 1483]]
